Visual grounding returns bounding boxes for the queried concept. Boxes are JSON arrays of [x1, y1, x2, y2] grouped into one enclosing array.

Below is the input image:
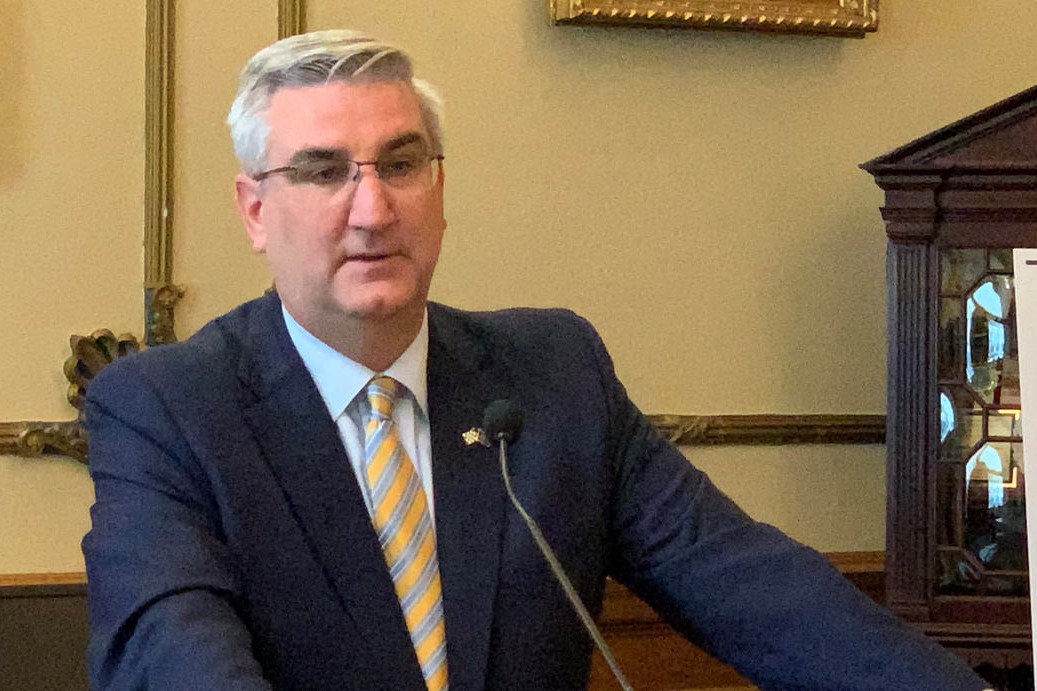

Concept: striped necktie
[[363, 376, 449, 691]]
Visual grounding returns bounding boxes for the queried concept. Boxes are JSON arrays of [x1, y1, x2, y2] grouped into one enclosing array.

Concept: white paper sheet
[[1012, 248, 1037, 666]]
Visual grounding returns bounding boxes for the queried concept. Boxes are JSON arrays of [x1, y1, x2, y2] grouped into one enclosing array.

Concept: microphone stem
[[497, 440, 634, 691]]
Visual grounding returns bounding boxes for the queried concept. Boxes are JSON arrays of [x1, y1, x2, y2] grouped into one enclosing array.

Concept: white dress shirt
[[282, 306, 436, 523]]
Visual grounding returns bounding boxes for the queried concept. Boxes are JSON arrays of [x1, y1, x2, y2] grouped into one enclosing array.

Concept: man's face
[[235, 80, 446, 335]]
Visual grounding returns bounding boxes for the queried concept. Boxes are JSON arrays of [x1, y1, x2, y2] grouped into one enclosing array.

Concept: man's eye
[[295, 162, 353, 185], [378, 157, 421, 179]]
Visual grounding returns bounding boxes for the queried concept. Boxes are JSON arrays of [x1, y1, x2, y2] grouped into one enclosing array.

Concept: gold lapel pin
[[462, 427, 490, 448]]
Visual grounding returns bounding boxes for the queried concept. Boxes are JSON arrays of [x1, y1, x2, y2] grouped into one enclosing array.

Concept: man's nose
[[346, 166, 395, 229]]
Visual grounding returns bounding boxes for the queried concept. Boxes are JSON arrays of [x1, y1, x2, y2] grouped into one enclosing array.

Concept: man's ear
[[235, 173, 267, 253], [435, 162, 447, 228]]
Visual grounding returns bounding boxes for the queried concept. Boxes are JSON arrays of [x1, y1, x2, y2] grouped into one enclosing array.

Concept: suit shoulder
[[86, 296, 269, 405], [428, 303, 613, 388], [431, 302, 599, 344]]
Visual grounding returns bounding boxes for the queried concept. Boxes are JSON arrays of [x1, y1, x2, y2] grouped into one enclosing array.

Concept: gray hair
[[227, 29, 444, 175]]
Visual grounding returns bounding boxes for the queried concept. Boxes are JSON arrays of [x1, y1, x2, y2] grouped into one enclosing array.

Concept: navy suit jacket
[[83, 292, 985, 690]]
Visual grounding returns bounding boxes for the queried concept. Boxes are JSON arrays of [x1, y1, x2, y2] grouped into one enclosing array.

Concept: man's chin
[[337, 294, 423, 324]]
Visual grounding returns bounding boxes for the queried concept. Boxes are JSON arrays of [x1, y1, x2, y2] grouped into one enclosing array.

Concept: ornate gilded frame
[[551, 0, 878, 37], [279, 0, 306, 38], [144, 0, 180, 347]]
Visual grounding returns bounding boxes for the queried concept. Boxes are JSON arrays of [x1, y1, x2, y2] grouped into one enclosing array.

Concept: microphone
[[482, 399, 523, 443], [482, 401, 634, 691]]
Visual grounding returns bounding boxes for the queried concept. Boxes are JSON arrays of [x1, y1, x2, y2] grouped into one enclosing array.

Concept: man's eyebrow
[[286, 148, 344, 165], [284, 133, 429, 166], [381, 132, 429, 154]]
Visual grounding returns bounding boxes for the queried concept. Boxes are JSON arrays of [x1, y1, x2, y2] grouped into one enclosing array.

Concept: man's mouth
[[348, 252, 394, 262]]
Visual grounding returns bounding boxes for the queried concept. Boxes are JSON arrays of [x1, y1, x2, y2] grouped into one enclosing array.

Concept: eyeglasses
[[252, 151, 444, 191]]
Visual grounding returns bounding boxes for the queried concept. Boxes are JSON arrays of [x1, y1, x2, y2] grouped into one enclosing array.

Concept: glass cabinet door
[[936, 248, 1028, 597]]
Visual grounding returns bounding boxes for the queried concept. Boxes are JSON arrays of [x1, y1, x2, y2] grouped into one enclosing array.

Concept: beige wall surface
[[0, 2, 144, 421], [171, 0, 275, 337], [5, 1, 1037, 573], [688, 444, 887, 552], [0, 3, 144, 573], [0, 455, 92, 573]]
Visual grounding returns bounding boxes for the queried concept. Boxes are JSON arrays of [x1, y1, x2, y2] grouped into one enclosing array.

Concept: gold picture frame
[[279, 0, 306, 38], [144, 0, 181, 347], [551, 0, 878, 38]]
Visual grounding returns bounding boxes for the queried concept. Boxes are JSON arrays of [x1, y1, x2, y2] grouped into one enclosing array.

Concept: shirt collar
[[282, 306, 429, 420]]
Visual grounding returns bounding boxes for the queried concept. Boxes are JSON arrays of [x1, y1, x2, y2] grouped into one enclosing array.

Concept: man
[[83, 29, 991, 690]]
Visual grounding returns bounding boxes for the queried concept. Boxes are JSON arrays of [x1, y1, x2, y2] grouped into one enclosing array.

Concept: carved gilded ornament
[[1, 331, 141, 464], [551, 0, 878, 37], [64, 331, 141, 411]]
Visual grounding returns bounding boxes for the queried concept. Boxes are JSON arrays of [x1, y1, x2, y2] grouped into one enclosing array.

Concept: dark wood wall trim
[[600, 551, 884, 630], [648, 413, 886, 446], [6, 557, 884, 691], [0, 572, 87, 598], [590, 551, 884, 689]]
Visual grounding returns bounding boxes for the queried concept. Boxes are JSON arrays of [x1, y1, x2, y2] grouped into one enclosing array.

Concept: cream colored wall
[[0, 2, 144, 573], [689, 445, 887, 551], [171, 1, 274, 330], [5, 1, 1037, 572], [0, 1, 144, 420], [0, 455, 94, 573]]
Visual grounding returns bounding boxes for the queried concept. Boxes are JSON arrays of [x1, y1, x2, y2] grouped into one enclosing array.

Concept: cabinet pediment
[[863, 84, 1037, 173]]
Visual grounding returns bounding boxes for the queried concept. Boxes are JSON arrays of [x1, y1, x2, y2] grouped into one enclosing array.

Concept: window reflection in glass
[[966, 276, 1014, 404], [934, 249, 1027, 597]]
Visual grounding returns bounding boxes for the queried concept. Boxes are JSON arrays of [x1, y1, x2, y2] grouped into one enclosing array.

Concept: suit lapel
[[238, 294, 425, 690], [427, 304, 510, 691]]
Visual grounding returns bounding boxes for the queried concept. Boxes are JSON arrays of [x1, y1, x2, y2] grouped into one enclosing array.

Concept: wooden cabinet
[[862, 85, 1037, 674]]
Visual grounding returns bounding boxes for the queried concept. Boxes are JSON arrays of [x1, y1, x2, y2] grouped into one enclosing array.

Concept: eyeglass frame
[[250, 153, 445, 189]]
